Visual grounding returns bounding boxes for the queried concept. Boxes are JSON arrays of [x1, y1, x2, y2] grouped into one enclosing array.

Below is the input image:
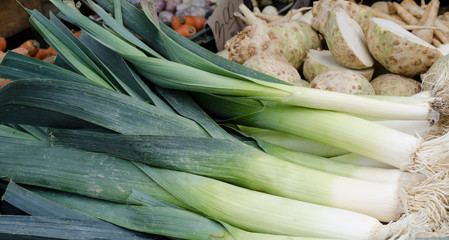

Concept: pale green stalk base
[[143, 166, 385, 240], [261, 141, 410, 184], [238, 125, 348, 157], [362, 94, 434, 105], [251, 104, 420, 169], [50, 128, 407, 222], [245, 153, 401, 222], [223, 222, 332, 240], [330, 153, 395, 169], [374, 120, 435, 137], [278, 87, 432, 120]]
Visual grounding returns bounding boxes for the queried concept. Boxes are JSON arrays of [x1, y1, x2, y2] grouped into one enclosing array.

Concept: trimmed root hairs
[[381, 133, 449, 239]]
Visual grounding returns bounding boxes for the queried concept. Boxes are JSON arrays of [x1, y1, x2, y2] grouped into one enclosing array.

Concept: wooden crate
[[0, 0, 43, 38]]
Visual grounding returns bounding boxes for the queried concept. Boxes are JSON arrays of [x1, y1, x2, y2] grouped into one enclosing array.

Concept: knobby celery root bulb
[[302, 49, 374, 82], [366, 18, 442, 76], [224, 20, 321, 69], [243, 55, 309, 87], [371, 74, 421, 96], [310, 70, 375, 95], [325, 8, 374, 69], [311, 0, 373, 34]]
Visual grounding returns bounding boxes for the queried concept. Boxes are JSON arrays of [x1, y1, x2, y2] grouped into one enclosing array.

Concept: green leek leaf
[[0, 80, 207, 136]]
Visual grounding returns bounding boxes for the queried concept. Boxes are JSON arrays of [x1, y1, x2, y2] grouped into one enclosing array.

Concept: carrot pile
[[0, 30, 82, 88], [170, 15, 207, 38]]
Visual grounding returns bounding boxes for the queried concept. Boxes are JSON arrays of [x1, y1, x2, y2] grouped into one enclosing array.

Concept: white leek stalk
[[258, 140, 408, 183], [50, 0, 449, 128], [330, 153, 394, 169], [194, 95, 449, 236], [140, 165, 385, 240], [50, 129, 419, 222], [238, 125, 348, 157]]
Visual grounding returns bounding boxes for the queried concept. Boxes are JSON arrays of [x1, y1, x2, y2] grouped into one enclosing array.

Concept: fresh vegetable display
[[1, 0, 449, 239], [155, 0, 212, 35]]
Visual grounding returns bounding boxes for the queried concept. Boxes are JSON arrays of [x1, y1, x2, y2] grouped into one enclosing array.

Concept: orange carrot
[[175, 24, 197, 38], [19, 40, 40, 57], [47, 47, 57, 56], [12, 47, 30, 56], [35, 48, 53, 60], [0, 79, 12, 88], [171, 16, 182, 30], [0, 51, 5, 62], [73, 31, 82, 38], [181, 16, 207, 31], [0, 37, 6, 52]]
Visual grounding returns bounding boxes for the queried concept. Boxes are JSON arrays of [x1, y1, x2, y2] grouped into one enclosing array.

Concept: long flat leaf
[[0, 215, 162, 240], [3, 181, 94, 220], [49, 128, 266, 185], [3, 182, 163, 240], [0, 124, 38, 140], [16, 125, 49, 141], [95, 0, 291, 85], [127, 55, 289, 97], [155, 87, 233, 140], [49, 0, 146, 59], [47, 12, 172, 109], [0, 52, 94, 85], [126, 190, 180, 209], [0, 144, 186, 208], [96, 0, 168, 57], [0, 80, 207, 136], [48, 12, 128, 94], [78, 33, 172, 110], [0, 135, 49, 147], [86, 0, 163, 58], [34, 188, 232, 240], [28, 9, 112, 89], [54, 0, 294, 97]]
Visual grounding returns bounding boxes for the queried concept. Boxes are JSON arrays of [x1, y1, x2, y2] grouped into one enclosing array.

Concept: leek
[[238, 122, 437, 158], [34, 188, 232, 240], [140, 165, 385, 239], [4, 181, 322, 240], [238, 125, 349, 157], [330, 153, 395, 169], [0, 80, 207, 137], [256, 139, 408, 183], [2, 182, 160, 240], [193, 94, 449, 233], [195, 94, 449, 171], [50, 128, 421, 222], [50, 0, 449, 126], [0, 52, 94, 85], [0, 144, 187, 209]]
